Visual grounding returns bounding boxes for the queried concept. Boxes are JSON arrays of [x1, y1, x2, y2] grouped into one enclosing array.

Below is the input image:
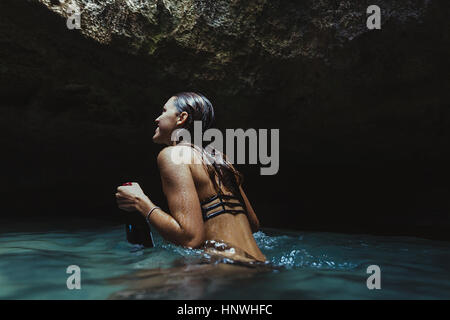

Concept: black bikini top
[[200, 193, 247, 221]]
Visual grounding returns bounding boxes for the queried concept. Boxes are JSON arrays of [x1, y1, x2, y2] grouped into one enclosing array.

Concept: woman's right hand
[[115, 182, 152, 215]]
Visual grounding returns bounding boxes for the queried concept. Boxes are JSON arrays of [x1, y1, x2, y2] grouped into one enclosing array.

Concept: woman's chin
[[152, 135, 166, 145], [152, 134, 160, 144]]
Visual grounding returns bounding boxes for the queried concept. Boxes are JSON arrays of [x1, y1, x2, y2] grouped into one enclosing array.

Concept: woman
[[115, 92, 266, 263]]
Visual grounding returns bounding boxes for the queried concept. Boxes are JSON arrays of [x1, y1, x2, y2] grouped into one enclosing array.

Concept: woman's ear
[[177, 111, 189, 126]]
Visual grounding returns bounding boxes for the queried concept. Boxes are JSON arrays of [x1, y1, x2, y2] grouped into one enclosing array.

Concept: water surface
[[0, 219, 449, 299]]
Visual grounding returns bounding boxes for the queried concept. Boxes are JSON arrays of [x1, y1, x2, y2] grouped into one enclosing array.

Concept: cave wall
[[1, 0, 449, 239]]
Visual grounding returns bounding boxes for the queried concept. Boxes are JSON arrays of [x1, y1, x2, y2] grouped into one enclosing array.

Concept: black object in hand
[[125, 214, 154, 248], [121, 182, 154, 248]]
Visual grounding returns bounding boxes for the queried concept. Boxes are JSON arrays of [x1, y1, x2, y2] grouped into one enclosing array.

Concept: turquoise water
[[0, 220, 449, 299]]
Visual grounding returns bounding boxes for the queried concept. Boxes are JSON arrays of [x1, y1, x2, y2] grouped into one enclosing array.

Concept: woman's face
[[152, 97, 180, 145]]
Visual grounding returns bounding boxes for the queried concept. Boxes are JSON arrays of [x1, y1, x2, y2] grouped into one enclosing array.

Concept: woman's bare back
[[187, 147, 266, 262]]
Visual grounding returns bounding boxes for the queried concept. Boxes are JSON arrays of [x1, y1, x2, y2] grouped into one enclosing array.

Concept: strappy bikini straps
[[200, 193, 247, 221]]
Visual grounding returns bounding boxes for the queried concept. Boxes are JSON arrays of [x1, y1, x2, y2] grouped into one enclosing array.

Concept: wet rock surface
[[1, 0, 449, 239]]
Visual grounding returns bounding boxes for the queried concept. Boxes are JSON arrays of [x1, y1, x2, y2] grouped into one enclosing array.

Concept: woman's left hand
[[115, 182, 151, 213]]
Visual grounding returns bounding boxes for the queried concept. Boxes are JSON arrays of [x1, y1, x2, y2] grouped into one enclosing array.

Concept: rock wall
[[1, 0, 449, 239]]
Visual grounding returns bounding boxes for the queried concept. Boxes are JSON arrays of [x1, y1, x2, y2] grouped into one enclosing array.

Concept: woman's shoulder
[[157, 145, 198, 167]]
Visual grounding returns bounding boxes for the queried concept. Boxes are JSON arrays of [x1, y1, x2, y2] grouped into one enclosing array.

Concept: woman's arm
[[116, 146, 205, 248], [239, 185, 260, 233]]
